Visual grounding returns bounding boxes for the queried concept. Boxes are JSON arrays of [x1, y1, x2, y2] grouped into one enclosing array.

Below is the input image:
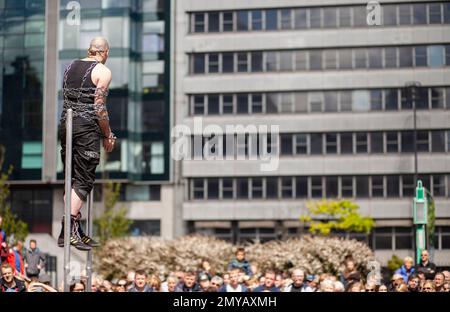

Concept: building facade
[[173, 0, 450, 266]]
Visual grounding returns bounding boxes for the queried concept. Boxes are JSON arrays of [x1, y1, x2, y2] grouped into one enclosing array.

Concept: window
[[416, 131, 429, 152], [339, 49, 353, 69], [193, 179, 205, 199], [223, 12, 234, 31], [294, 92, 308, 112], [222, 178, 234, 199], [266, 93, 279, 113], [385, 89, 398, 110], [431, 88, 444, 108], [309, 50, 322, 70], [237, 94, 249, 114], [386, 132, 399, 153], [386, 176, 399, 197], [280, 9, 292, 29], [193, 95, 205, 115], [193, 54, 205, 74], [310, 133, 323, 154], [384, 47, 397, 68], [323, 8, 337, 28], [281, 134, 293, 155], [208, 179, 219, 199], [400, 88, 413, 109], [352, 90, 370, 111], [353, 6, 367, 27], [356, 133, 368, 154], [415, 46, 427, 67], [281, 177, 293, 198], [251, 94, 263, 113], [208, 53, 219, 73], [236, 178, 249, 199], [296, 177, 308, 198], [326, 134, 337, 154], [251, 10, 263, 30], [356, 176, 369, 197], [401, 132, 414, 153], [280, 93, 293, 113], [251, 52, 263, 72], [413, 3, 427, 25], [266, 51, 278, 71], [340, 91, 352, 111], [21, 142, 42, 169], [266, 177, 279, 198], [326, 176, 338, 198], [374, 228, 393, 250], [445, 3, 450, 23], [266, 9, 278, 30], [370, 90, 382, 110], [395, 227, 413, 249], [402, 175, 415, 197], [340, 133, 353, 154], [429, 3, 442, 24], [208, 95, 219, 115], [371, 132, 383, 153], [399, 47, 412, 67], [339, 7, 352, 27], [237, 11, 249, 31], [369, 48, 382, 69], [237, 52, 248, 72], [428, 45, 445, 67], [311, 177, 323, 198], [399, 4, 412, 25], [310, 8, 322, 28], [222, 53, 234, 73], [324, 92, 338, 112], [193, 13, 205, 32], [324, 50, 337, 70], [279, 51, 293, 71], [383, 5, 397, 26], [354, 49, 367, 68], [251, 178, 263, 198], [295, 134, 307, 154], [294, 8, 308, 29], [371, 176, 384, 197], [431, 130, 445, 152], [341, 176, 353, 197], [433, 175, 445, 197], [208, 12, 220, 32], [295, 51, 308, 70], [222, 94, 233, 114]]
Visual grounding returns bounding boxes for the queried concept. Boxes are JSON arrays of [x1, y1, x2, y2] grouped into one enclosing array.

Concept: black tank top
[[60, 60, 99, 125]]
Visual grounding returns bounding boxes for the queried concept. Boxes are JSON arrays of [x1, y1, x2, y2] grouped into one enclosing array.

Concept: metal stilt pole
[[86, 189, 94, 292], [64, 109, 73, 292]]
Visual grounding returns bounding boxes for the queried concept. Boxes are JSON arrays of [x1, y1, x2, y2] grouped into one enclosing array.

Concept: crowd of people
[[1, 212, 449, 293]]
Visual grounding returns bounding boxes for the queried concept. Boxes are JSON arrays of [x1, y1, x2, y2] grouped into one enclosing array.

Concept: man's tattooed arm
[[94, 86, 113, 139]]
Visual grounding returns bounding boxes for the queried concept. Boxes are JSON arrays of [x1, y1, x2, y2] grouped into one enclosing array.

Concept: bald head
[[88, 37, 109, 53]]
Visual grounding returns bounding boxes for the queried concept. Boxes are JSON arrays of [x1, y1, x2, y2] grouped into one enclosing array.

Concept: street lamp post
[[413, 180, 428, 263], [404, 81, 421, 184]]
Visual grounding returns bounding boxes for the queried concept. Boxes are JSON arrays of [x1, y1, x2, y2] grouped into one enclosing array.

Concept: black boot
[[57, 215, 91, 251], [76, 213, 100, 247]]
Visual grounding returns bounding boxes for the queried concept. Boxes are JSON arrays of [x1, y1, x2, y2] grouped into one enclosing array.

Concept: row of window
[[189, 87, 450, 115], [191, 45, 450, 74], [189, 174, 450, 200], [190, 2, 450, 33], [190, 130, 450, 158], [196, 226, 450, 250], [92, 184, 161, 202]]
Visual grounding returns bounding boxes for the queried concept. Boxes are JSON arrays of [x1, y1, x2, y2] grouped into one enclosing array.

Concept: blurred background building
[[0, 0, 449, 280]]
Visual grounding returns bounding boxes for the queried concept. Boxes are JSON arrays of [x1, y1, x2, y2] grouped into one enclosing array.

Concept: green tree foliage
[[387, 254, 404, 274], [300, 200, 374, 235], [93, 182, 132, 243], [0, 164, 29, 243], [426, 190, 435, 248]]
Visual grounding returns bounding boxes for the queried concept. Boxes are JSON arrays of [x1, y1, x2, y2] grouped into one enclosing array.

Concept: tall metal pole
[[64, 108, 73, 292], [86, 189, 94, 292]]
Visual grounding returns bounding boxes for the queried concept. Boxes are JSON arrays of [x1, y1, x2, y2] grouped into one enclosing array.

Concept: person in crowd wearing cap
[[198, 273, 210, 292]]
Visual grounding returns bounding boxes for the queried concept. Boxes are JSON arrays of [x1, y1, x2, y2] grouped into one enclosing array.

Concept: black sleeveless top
[[60, 60, 99, 125]]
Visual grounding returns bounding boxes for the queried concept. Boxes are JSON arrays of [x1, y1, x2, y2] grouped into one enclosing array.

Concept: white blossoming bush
[[95, 234, 374, 280]]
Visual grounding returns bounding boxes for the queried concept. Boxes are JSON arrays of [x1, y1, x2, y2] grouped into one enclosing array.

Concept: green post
[[413, 181, 428, 263]]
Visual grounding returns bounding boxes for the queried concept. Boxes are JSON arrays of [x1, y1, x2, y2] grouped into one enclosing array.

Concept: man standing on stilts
[[58, 37, 115, 250]]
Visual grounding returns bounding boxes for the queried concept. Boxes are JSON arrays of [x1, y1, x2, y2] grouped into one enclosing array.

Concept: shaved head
[[88, 37, 109, 54]]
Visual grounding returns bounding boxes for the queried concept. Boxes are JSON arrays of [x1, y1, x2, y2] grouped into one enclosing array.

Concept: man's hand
[[103, 133, 116, 153]]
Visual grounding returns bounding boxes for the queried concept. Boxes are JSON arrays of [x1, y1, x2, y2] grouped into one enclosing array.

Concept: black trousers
[[60, 119, 101, 202]]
